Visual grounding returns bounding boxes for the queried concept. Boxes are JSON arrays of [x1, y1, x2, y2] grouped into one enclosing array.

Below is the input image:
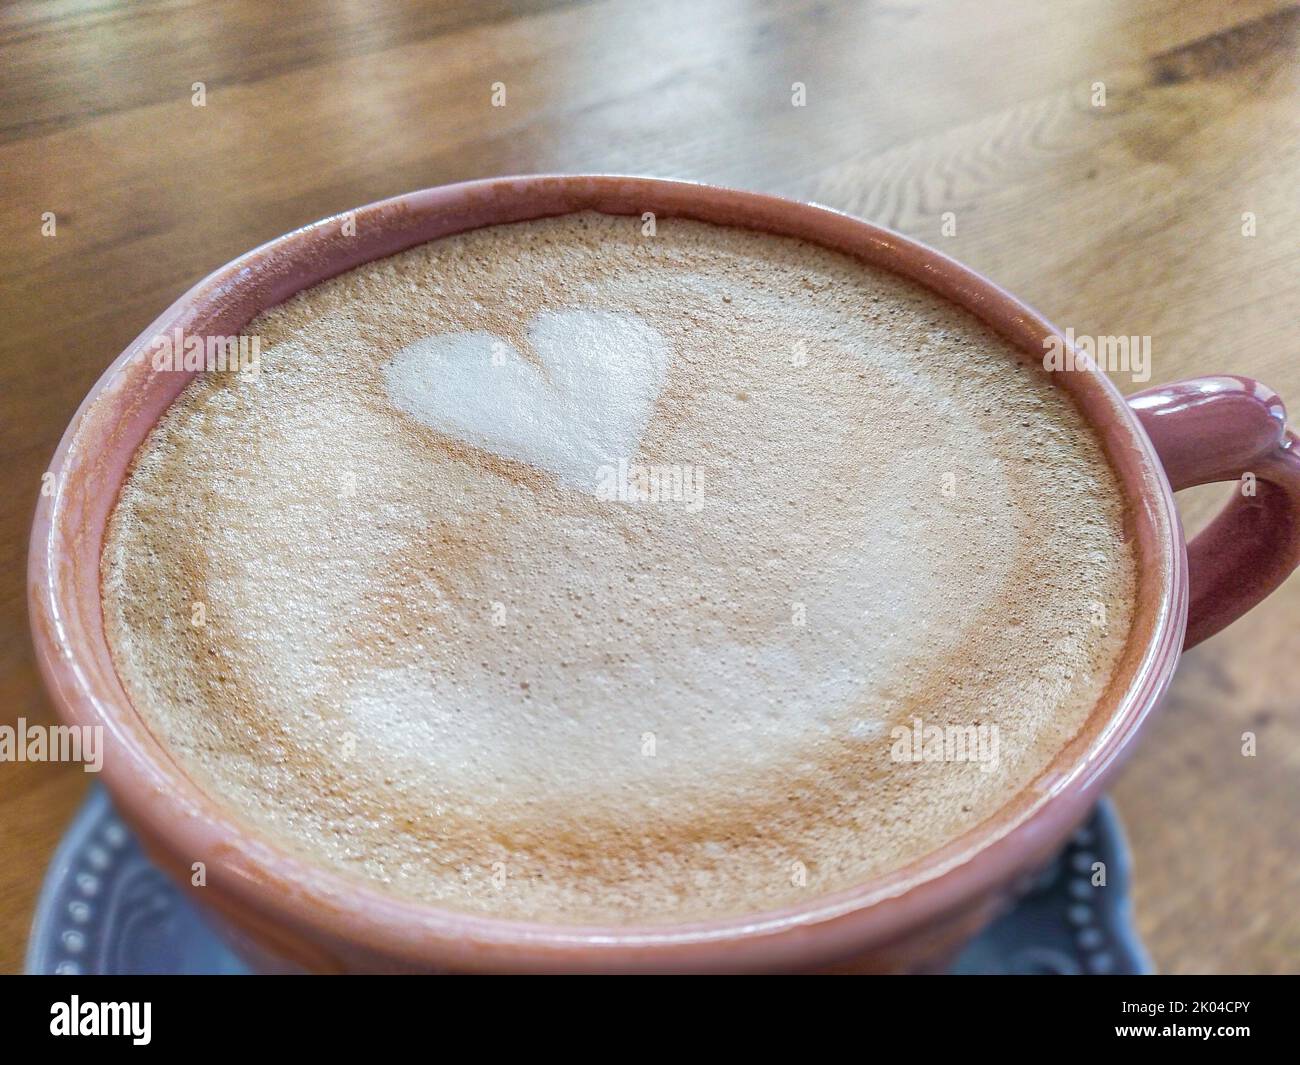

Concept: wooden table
[[1, 0, 1297, 974]]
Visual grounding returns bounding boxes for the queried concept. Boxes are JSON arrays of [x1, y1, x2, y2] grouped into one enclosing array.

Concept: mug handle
[[1127, 375, 1300, 649]]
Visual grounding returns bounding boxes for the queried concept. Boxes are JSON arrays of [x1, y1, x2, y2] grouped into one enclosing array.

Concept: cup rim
[[28, 174, 1186, 972]]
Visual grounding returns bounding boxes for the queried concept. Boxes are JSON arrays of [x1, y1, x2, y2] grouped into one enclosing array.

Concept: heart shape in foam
[[383, 309, 670, 492]]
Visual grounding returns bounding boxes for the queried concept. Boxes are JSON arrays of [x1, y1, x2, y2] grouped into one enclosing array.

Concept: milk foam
[[384, 309, 669, 492], [101, 213, 1137, 925]]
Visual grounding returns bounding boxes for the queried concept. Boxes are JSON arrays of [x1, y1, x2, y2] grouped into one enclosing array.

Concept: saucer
[[26, 786, 1152, 974]]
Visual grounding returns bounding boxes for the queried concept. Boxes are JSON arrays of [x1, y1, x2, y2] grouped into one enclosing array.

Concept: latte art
[[101, 212, 1136, 924], [384, 308, 670, 493]]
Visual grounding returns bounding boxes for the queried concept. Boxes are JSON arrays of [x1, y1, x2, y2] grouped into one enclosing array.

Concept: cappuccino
[[101, 213, 1135, 924]]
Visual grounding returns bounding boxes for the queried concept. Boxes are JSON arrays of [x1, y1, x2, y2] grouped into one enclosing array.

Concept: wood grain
[[1, 0, 1297, 974]]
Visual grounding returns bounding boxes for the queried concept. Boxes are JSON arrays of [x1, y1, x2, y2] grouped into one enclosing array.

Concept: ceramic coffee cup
[[28, 176, 1300, 973]]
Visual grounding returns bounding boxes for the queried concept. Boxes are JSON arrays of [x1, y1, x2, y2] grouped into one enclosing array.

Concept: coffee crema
[[101, 213, 1136, 925]]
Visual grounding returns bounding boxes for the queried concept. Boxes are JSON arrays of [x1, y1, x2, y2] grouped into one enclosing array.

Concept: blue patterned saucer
[[26, 786, 1151, 974]]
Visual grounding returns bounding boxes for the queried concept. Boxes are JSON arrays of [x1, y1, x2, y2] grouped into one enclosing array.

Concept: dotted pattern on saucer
[[50, 812, 154, 975]]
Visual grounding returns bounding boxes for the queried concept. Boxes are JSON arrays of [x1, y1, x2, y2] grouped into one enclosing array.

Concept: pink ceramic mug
[[28, 176, 1300, 973]]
